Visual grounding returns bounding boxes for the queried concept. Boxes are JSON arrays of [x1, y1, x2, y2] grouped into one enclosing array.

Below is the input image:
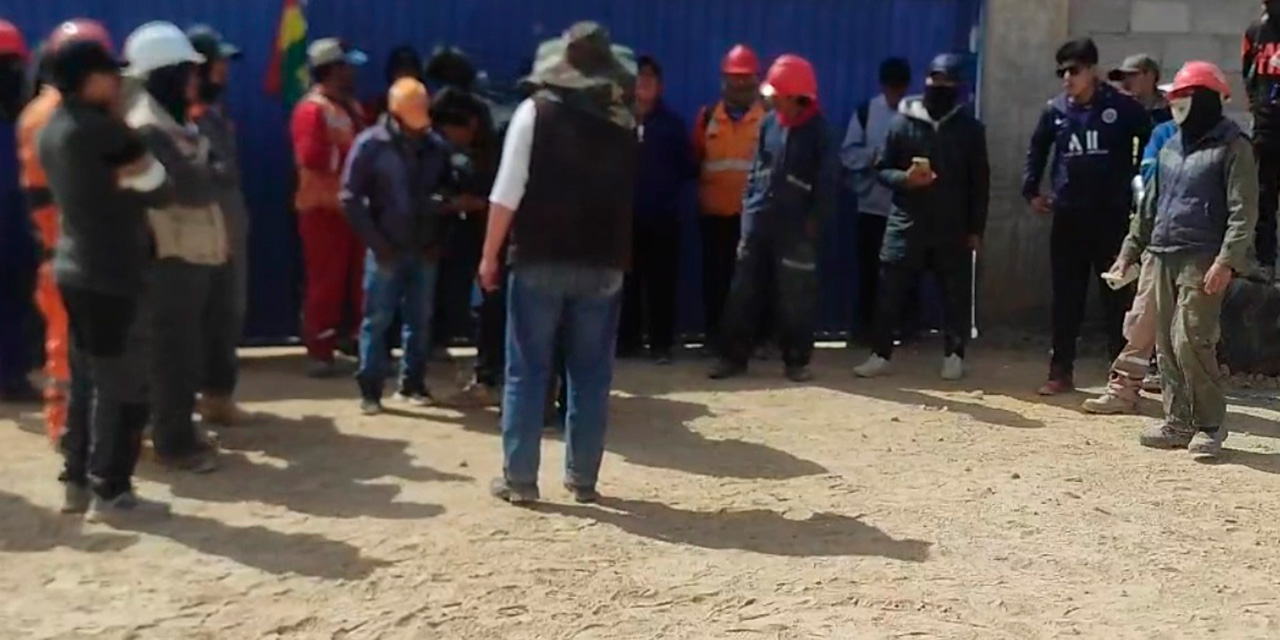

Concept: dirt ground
[[4, 345, 1280, 639]]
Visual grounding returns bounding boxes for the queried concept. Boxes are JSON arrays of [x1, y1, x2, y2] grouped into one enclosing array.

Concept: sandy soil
[[3, 345, 1280, 639]]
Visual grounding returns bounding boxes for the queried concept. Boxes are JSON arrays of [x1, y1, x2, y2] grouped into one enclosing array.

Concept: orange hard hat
[[0, 20, 28, 60], [388, 77, 431, 131], [721, 44, 759, 75], [1168, 60, 1231, 100], [48, 19, 115, 55], [762, 54, 817, 99]]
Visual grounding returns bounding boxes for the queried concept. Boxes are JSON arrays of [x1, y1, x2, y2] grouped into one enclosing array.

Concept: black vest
[[510, 99, 636, 270]]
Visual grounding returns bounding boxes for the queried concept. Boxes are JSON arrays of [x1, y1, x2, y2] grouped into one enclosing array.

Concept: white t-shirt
[[489, 98, 537, 211]]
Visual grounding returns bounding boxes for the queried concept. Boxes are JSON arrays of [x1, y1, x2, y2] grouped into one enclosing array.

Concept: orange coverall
[[17, 86, 65, 444]]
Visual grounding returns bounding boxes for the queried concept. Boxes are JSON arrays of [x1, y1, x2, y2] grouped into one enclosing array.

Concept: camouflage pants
[[1152, 253, 1226, 433]]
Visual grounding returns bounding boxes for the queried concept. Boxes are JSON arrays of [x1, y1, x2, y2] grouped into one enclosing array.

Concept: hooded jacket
[[124, 80, 228, 266], [1023, 82, 1151, 214], [875, 96, 989, 263], [1123, 118, 1258, 271]]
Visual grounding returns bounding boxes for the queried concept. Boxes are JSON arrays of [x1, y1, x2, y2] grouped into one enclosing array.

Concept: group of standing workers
[[0, 17, 257, 518], [0, 4, 1274, 514]]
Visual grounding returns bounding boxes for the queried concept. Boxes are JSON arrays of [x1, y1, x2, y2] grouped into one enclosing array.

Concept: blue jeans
[[502, 265, 623, 488], [357, 251, 439, 398]]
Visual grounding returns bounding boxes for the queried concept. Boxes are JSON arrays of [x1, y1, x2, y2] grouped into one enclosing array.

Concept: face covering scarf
[[1171, 87, 1222, 142], [923, 84, 958, 120], [146, 63, 195, 124]]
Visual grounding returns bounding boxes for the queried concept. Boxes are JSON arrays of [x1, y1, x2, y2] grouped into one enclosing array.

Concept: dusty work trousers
[[1152, 252, 1227, 433], [202, 249, 246, 397], [298, 208, 364, 361], [1105, 252, 1158, 399], [1049, 214, 1134, 378], [719, 233, 819, 368], [871, 246, 971, 360], [60, 285, 149, 501], [150, 259, 223, 459]]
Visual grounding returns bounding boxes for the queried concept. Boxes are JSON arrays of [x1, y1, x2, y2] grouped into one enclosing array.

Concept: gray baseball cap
[[1108, 53, 1160, 81], [307, 38, 367, 68]]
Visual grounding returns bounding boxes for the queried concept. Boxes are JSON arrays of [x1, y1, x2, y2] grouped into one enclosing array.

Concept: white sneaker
[[854, 355, 891, 378], [940, 354, 965, 381]]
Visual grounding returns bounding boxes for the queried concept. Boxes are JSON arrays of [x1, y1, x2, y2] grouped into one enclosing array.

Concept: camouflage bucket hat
[[524, 21, 636, 92]]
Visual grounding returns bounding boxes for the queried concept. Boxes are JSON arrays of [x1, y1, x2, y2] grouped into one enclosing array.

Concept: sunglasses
[[1056, 64, 1087, 78]]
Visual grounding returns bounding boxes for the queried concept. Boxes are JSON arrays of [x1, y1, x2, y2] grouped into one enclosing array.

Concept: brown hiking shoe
[[1081, 392, 1137, 415], [1138, 423, 1195, 450], [1188, 429, 1226, 458]]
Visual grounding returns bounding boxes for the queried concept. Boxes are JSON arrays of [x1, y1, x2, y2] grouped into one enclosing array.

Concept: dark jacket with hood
[[740, 109, 838, 242], [340, 114, 452, 259], [634, 98, 694, 222], [876, 96, 989, 264], [1122, 118, 1258, 271], [1022, 82, 1151, 215]]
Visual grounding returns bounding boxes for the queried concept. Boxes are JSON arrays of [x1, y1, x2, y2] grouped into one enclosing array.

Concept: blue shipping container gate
[[2, 0, 983, 344]]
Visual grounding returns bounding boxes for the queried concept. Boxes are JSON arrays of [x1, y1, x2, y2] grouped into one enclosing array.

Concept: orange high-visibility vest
[[17, 86, 62, 250], [292, 89, 364, 212], [694, 100, 765, 217]]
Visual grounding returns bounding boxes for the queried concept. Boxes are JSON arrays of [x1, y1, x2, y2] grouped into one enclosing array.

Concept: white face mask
[[1170, 96, 1192, 124]]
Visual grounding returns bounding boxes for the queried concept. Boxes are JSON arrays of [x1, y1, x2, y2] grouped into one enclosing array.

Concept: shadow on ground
[[0, 491, 137, 553], [539, 497, 931, 561], [140, 414, 468, 520]]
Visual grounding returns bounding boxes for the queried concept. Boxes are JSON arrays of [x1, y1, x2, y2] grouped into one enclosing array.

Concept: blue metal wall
[[4, 0, 982, 343]]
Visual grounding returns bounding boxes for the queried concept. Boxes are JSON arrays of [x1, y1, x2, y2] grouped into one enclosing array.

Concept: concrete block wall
[[979, 0, 1260, 329]]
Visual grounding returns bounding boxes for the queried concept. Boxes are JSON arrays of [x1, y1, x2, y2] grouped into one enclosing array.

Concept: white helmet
[[123, 21, 204, 78]]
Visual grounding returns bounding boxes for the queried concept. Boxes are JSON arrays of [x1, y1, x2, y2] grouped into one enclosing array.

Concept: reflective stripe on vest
[[701, 158, 754, 173]]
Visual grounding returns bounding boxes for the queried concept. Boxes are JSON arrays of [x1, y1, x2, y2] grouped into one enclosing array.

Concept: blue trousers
[[357, 251, 439, 399], [501, 265, 623, 489]]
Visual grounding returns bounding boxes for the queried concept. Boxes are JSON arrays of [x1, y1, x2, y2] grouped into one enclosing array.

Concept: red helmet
[[762, 54, 817, 99], [48, 19, 115, 55], [0, 20, 28, 61], [1168, 60, 1230, 100], [721, 44, 759, 75]]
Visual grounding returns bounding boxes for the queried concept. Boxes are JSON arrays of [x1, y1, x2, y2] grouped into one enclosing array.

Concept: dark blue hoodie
[[633, 100, 694, 223], [1022, 82, 1152, 214]]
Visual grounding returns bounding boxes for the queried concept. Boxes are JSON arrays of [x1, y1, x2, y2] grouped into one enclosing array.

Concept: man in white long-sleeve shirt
[[842, 57, 911, 340], [477, 22, 637, 506]]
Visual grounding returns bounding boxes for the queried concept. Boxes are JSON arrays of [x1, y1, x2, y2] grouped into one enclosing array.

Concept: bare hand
[[904, 164, 936, 189], [1203, 261, 1233, 295], [1108, 257, 1130, 278], [1030, 195, 1052, 215], [478, 255, 501, 292]]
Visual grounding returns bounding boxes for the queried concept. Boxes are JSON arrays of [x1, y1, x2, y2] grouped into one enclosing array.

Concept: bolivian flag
[[265, 0, 308, 106]]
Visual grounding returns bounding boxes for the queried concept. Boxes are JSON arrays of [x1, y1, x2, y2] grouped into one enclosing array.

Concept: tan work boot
[[1081, 391, 1137, 415], [197, 395, 259, 427], [1138, 423, 1194, 450]]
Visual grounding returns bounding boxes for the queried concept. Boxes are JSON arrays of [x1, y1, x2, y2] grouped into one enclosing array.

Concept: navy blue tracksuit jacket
[[1022, 83, 1152, 216]]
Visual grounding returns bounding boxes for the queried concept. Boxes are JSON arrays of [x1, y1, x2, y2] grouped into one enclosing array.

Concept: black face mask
[[196, 64, 224, 104], [1176, 87, 1223, 143], [145, 63, 195, 123], [0, 56, 26, 122], [922, 84, 958, 119]]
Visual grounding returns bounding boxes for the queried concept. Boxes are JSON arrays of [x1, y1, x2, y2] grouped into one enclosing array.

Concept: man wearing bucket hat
[[1112, 61, 1257, 458], [479, 22, 637, 505], [186, 25, 257, 428], [39, 22, 175, 517], [121, 20, 226, 474], [708, 53, 837, 383], [291, 37, 369, 377]]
